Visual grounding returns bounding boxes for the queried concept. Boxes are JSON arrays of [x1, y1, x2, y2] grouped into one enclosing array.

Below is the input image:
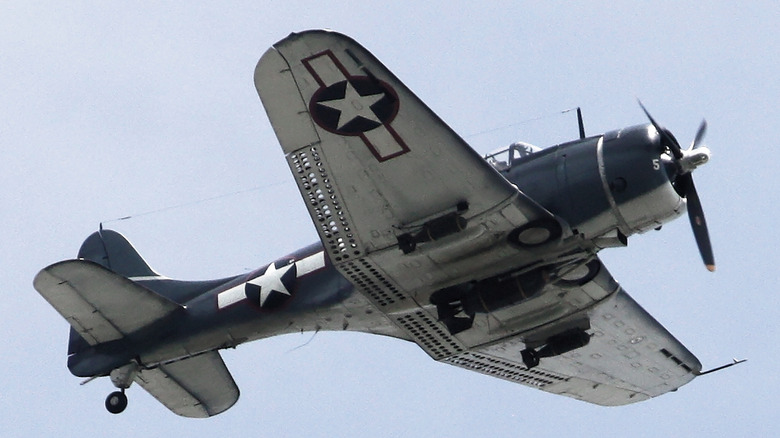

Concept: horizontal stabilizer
[[135, 351, 240, 418], [33, 260, 182, 345]]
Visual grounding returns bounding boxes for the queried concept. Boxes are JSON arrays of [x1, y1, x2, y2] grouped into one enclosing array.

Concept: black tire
[[105, 391, 128, 414]]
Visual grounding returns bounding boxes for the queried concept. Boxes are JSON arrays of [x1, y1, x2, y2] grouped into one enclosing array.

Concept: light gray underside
[[135, 351, 239, 418], [255, 29, 701, 406]]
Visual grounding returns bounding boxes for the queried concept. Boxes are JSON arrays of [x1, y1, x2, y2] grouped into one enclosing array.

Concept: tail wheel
[[508, 218, 562, 248], [105, 390, 128, 414]]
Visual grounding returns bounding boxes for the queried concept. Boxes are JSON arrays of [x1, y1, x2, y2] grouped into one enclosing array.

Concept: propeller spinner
[[639, 101, 715, 272]]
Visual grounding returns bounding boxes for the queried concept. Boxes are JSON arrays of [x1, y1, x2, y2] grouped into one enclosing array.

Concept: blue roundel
[[309, 77, 399, 135]]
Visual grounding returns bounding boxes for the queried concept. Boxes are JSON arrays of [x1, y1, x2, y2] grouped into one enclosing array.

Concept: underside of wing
[[33, 260, 181, 345], [254, 31, 701, 405], [256, 30, 543, 242], [445, 286, 702, 406], [255, 30, 571, 361], [135, 351, 239, 418], [255, 29, 559, 283]]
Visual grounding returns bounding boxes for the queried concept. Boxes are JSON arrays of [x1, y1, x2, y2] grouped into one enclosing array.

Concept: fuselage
[[507, 123, 684, 240], [68, 123, 685, 378]]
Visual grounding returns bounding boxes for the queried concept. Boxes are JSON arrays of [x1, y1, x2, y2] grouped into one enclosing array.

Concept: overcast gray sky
[[3, 2, 777, 437]]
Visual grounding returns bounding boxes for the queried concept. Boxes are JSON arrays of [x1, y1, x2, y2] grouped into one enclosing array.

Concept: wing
[[33, 259, 182, 345], [444, 263, 702, 406], [255, 31, 551, 257], [255, 31, 700, 404], [256, 30, 563, 356], [135, 351, 239, 418]]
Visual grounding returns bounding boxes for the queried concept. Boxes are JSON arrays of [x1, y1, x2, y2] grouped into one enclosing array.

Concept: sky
[[2, 2, 777, 437]]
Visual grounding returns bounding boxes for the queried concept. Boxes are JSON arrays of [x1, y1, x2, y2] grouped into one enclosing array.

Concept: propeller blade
[[690, 119, 707, 150], [638, 101, 714, 271], [679, 173, 715, 271], [638, 100, 683, 159]]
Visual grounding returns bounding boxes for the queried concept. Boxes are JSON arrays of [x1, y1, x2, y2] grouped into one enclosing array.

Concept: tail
[[64, 229, 158, 357], [35, 229, 242, 417], [66, 229, 237, 356]]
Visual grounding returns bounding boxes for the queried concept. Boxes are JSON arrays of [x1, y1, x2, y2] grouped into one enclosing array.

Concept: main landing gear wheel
[[555, 259, 601, 287], [105, 390, 128, 414], [508, 218, 562, 248]]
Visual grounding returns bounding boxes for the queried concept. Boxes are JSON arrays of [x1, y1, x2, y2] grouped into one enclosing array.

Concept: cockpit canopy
[[484, 142, 542, 171]]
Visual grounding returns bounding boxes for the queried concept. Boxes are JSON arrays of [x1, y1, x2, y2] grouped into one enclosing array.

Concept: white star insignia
[[318, 81, 385, 129], [251, 262, 294, 307]]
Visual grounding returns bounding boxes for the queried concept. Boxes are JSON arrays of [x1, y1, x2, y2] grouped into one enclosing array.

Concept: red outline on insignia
[[302, 50, 410, 162]]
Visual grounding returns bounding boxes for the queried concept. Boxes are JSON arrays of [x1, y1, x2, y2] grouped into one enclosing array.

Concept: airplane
[[33, 29, 744, 417]]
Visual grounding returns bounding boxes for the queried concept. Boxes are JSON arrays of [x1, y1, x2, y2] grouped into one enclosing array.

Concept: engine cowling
[[506, 124, 684, 243]]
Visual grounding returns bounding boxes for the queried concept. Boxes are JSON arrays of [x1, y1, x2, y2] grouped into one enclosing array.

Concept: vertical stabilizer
[[78, 229, 157, 278]]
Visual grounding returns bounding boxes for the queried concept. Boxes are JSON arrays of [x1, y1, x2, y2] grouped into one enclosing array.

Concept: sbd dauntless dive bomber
[[34, 30, 742, 417]]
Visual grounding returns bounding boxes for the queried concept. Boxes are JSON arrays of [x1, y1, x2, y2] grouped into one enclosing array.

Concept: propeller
[[639, 101, 715, 272]]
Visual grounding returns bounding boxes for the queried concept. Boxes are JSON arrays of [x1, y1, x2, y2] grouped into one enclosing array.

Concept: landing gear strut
[[105, 390, 128, 414], [521, 348, 540, 369], [104, 362, 138, 414]]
